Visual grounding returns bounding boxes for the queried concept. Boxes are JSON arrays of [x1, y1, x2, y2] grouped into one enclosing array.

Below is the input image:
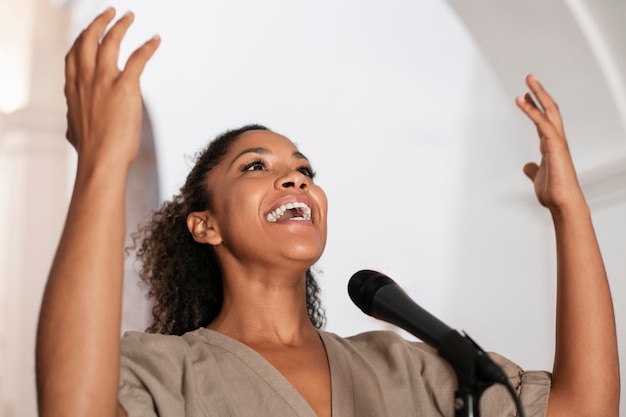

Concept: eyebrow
[[228, 147, 310, 169]]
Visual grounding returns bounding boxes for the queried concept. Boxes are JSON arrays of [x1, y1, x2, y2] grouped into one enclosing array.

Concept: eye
[[242, 159, 266, 173], [298, 166, 316, 179]]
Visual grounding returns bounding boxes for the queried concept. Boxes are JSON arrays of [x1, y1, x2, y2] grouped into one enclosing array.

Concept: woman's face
[[204, 130, 328, 270]]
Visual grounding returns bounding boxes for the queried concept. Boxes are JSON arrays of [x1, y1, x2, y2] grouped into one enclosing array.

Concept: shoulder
[[119, 328, 231, 395], [319, 329, 549, 386], [320, 329, 443, 371], [118, 329, 223, 416], [121, 329, 195, 353], [120, 328, 227, 365], [320, 330, 550, 416], [319, 330, 459, 415], [321, 329, 436, 354]]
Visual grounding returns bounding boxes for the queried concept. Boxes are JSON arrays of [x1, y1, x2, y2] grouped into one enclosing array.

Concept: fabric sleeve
[[118, 332, 189, 417], [479, 351, 551, 417], [404, 339, 551, 417]]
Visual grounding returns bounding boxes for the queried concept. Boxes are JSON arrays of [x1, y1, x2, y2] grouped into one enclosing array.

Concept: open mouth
[[266, 202, 312, 223]]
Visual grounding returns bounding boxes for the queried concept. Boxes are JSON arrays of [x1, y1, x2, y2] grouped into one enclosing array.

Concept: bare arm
[[516, 74, 620, 417], [36, 8, 159, 417]]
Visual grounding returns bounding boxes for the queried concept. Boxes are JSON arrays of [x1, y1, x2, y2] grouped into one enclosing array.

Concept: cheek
[[315, 186, 329, 215], [314, 186, 329, 232], [215, 186, 264, 230]]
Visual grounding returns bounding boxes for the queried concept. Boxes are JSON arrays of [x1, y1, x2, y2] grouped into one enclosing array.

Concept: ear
[[186, 210, 222, 246]]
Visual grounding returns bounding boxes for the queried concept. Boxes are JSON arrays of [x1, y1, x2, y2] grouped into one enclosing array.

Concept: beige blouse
[[119, 328, 550, 416]]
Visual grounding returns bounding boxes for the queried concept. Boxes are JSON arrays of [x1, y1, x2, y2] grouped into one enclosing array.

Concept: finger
[[122, 35, 161, 80], [523, 93, 545, 140], [523, 162, 539, 181], [516, 94, 543, 123], [96, 11, 135, 76], [523, 92, 539, 110], [525, 74, 565, 136], [64, 48, 78, 96], [516, 97, 565, 155], [515, 95, 561, 141], [75, 8, 117, 81]]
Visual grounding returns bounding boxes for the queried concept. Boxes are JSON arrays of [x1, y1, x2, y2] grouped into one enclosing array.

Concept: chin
[[283, 243, 325, 265]]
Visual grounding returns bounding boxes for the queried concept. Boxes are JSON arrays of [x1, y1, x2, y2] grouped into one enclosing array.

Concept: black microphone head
[[348, 270, 395, 316]]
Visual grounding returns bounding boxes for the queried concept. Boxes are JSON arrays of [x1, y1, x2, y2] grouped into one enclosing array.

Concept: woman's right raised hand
[[64, 7, 160, 168], [37, 9, 159, 417]]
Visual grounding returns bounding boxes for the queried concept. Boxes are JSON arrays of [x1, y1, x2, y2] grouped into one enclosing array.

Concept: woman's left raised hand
[[516, 74, 586, 212], [518, 75, 620, 417]]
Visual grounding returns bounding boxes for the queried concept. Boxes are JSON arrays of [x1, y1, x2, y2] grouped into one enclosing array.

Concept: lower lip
[[268, 219, 314, 226]]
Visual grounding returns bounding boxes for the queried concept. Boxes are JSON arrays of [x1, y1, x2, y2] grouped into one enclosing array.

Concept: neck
[[208, 265, 318, 346]]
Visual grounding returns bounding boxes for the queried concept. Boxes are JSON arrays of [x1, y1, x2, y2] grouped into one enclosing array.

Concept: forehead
[[229, 130, 299, 154]]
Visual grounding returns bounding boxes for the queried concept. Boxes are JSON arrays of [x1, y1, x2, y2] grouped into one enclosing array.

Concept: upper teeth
[[266, 202, 312, 223]]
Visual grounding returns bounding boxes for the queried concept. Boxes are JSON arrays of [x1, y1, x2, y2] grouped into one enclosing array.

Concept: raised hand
[[517, 75, 620, 417], [64, 7, 160, 168], [515, 74, 585, 212], [37, 9, 159, 417]]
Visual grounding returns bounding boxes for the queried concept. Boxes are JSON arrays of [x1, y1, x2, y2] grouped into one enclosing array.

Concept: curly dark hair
[[133, 124, 326, 335]]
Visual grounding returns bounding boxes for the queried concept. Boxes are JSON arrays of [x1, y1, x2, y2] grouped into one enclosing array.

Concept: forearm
[[547, 201, 619, 416], [36, 159, 128, 417]]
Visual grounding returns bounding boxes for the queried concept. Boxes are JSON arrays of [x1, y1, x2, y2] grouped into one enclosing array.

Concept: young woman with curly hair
[[133, 123, 325, 336], [36, 8, 619, 417]]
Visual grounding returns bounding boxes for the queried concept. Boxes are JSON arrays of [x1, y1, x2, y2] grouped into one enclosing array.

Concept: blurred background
[[1, 0, 624, 416]]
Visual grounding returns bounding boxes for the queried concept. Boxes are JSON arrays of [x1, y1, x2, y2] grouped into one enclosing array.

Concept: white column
[[0, 109, 70, 417], [0, 1, 70, 416]]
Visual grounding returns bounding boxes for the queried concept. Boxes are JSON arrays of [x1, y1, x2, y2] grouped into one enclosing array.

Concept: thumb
[[523, 162, 539, 181]]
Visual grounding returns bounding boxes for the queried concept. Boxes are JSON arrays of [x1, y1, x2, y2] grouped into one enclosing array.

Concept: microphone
[[348, 269, 508, 385]]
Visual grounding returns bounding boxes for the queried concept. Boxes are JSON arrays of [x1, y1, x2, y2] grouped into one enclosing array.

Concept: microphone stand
[[438, 331, 501, 417]]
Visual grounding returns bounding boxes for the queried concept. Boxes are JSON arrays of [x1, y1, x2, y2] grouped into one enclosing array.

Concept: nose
[[276, 169, 310, 191]]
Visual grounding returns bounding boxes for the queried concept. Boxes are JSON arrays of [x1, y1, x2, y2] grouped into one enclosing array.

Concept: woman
[[36, 8, 619, 417]]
